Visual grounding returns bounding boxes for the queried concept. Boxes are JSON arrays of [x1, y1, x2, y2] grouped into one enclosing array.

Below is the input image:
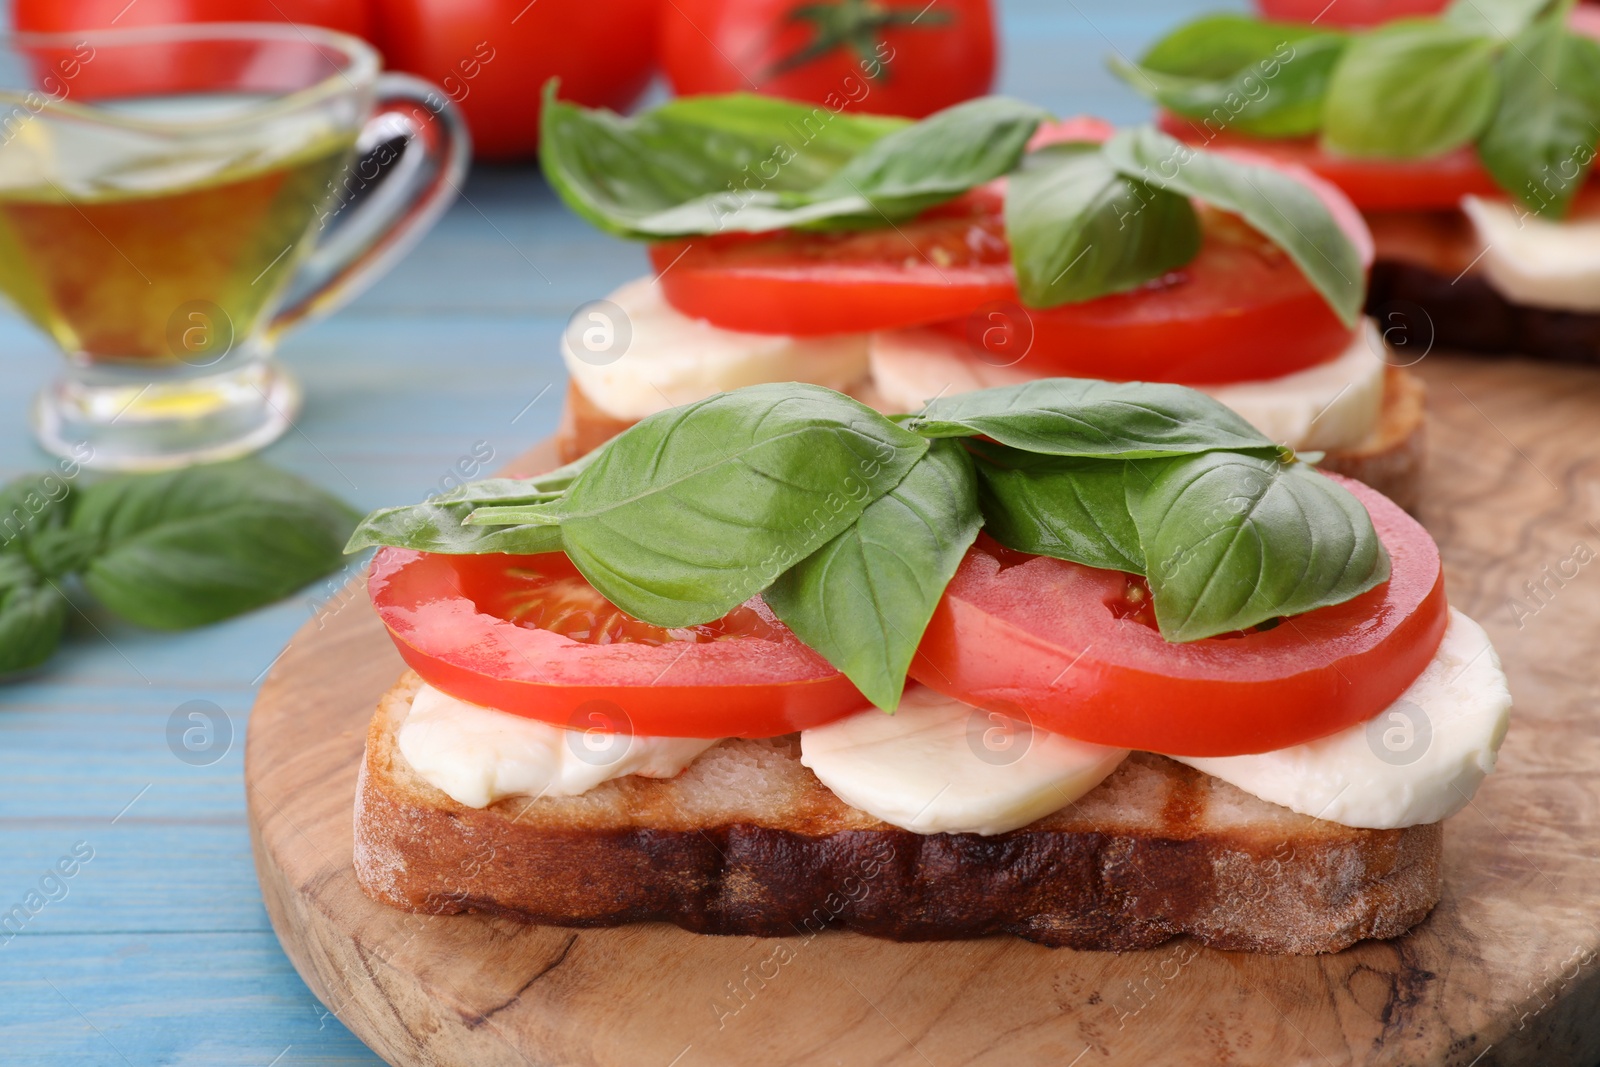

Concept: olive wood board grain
[[247, 355, 1600, 1067]]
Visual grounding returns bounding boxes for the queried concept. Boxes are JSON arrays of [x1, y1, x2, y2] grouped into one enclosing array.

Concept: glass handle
[[266, 74, 470, 338]]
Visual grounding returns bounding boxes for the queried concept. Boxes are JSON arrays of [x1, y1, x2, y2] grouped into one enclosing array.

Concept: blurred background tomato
[[14, 0, 374, 36], [660, 0, 996, 118]]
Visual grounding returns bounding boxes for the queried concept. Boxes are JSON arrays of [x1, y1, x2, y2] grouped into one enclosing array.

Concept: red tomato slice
[[1157, 111, 1505, 212], [651, 187, 1015, 336], [369, 549, 867, 738], [909, 476, 1449, 757]]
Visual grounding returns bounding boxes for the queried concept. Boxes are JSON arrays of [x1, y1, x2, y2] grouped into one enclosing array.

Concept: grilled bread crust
[[355, 674, 1443, 955], [556, 369, 1427, 512]]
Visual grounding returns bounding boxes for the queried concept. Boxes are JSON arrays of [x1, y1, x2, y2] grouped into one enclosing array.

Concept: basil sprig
[[540, 84, 1046, 238], [1118, 0, 1600, 217], [0, 460, 359, 677], [351, 381, 1389, 711], [1007, 129, 1364, 325]]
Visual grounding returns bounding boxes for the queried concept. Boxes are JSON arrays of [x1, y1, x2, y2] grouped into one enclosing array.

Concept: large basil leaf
[[973, 445, 1144, 574], [1115, 17, 1346, 139], [1477, 18, 1600, 218], [907, 377, 1279, 458], [1444, 0, 1555, 38], [1005, 142, 1200, 308], [765, 439, 980, 710], [541, 87, 1040, 238], [808, 96, 1048, 224], [1129, 452, 1389, 641], [1103, 127, 1367, 328], [1322, 21, 1500, 159], [0, 554, 67, 676], [474, 384, 927, 628], [72, 461, 360, 630]]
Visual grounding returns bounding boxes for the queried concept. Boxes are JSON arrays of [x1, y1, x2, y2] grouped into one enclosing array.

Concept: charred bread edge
[[354, 677, 1443, 955]]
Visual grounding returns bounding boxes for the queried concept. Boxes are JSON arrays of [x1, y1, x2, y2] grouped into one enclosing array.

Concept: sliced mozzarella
[[867, 323, 1387, 451], [1462, 195, 1600, 313], [561, 276, 870, 421], [398, 683, 719, 809], [800, 685, 1129, 835], [1173, 609, 1511, 829]]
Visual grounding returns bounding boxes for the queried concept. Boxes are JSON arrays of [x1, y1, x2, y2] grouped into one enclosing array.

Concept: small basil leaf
[[1444, 0, 1554, 38], [1477, 19, 1600, 218], [765, 439, 981, 710], [809, 96, 1048, 224], [540, 84, 908, 237], [972, 445, 1143, 574], [1322, 21, 1500, 159], [908, 377, 1279, 458], [1104, 126, 1367, 328], [347, 479, 565, 555], [1136, 13, 1331, 78], [0, 472, 76, 552], [532, 383, 928, 628], [72, 460, 361, 630], [0, 564, 68, 677], [1130, 452, 1389, 642], [1116, 33, 1347, 139], [1006, 142, 1200, 308]]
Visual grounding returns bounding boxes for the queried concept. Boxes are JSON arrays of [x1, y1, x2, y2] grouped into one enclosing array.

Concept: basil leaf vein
[[765, 439, 981, 710]]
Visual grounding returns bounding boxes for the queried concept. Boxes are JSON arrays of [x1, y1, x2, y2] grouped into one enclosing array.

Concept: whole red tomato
[[661, 0, 996, 119], [13, 0, 374, 37], [374, 0, 658, 161]]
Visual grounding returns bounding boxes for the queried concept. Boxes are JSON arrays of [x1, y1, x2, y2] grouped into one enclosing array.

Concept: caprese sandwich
[[1119, 0, 1600, 362], [347, 378, 1511, 954], [538, 88, 1426, 510]]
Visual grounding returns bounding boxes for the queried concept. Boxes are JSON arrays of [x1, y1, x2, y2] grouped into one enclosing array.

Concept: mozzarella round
[[1462, 195, 1600, 313], [867, 323, 1388, 452], [398, 683, 719, 809], [1172, 609, 1511, 829], [561, 276, 871, 421], [800, 685, 1129, 835]]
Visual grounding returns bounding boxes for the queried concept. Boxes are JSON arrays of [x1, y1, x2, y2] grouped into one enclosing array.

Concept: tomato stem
[[764, 0, 953, 83]]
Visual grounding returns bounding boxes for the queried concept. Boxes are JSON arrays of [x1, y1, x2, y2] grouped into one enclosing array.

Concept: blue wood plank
[[0, 2, 1229, 1061]]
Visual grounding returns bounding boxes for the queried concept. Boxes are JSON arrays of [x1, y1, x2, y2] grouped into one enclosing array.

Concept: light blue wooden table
[[0, 3, 1225, 1062]]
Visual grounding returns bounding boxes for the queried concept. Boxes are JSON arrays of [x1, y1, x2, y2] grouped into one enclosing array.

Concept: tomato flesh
[[910, 476, 1448, 757], [370, 549, 867, 737]]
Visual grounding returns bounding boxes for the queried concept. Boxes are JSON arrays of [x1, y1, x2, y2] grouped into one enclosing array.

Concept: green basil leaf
[[972, 445, 1143, 574], [1005, 142, 1200, 308], [0, 471, 75, 549], [540, 84, 907, 237], [1103, 126, 1367, 328], [1141, 15, 1328, 77], [0, 558, 67, 677], [487, 384, 927, 628], [72, 460, 361, 630], [346, 479, 565, 556], [1444, 0, 1554, 38], [1117, 33, 1347, 139], [765, 439, 981, 710], [907, 377, 1279, 458], [1322, 21, 1500, 159], [808, 96, 1048, 224], [1477, 19, 1600, 217], [1129, 452, 1389, 641]]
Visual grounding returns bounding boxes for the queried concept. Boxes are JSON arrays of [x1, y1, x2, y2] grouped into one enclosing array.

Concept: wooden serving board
[[247, 356, 1600, 1067]]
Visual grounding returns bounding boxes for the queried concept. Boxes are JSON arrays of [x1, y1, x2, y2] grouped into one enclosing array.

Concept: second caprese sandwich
[[538, 89, 1425, 508], [345, 378, 1511, 954], [1118, 0, 1600, 363]]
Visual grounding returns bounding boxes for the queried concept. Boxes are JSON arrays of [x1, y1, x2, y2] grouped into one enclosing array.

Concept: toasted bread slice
[[355, 673, 1443, 954], [557, 366, 1428, 511]]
